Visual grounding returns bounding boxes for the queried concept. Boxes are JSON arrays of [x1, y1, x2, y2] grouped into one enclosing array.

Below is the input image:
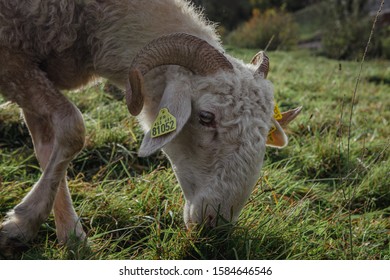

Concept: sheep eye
[[199, 111, 215, 127]]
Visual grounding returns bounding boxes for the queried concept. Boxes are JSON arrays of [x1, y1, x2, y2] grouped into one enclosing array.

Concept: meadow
[[0, 48, 389, 260]]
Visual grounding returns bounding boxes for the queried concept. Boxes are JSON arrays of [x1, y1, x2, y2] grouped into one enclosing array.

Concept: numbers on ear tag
[[273, 103, 282, 120], [267, 125, 276, 143], [151, 108, 177, 138]]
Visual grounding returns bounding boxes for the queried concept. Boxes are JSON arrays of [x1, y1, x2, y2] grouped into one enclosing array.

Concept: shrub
[[380, 26, 390, 59], [321, 0, 383, 60], [322, 19, 374, 60], [226, 8, 298, 50]]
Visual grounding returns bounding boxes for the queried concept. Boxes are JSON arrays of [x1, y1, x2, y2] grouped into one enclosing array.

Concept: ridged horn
[[126, 33, 234, 116], [250, 51, 269, 79]]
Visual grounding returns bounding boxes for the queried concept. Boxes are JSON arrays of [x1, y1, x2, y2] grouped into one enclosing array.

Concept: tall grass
[[342, 0, 386, 259]]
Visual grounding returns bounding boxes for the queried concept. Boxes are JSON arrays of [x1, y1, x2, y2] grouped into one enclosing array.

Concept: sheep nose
[[185, 214, 216, 229]]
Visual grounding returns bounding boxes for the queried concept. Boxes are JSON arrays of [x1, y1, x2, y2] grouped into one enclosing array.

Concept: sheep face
[[127, 34, 298, 228], [139, 61, 275, 227]]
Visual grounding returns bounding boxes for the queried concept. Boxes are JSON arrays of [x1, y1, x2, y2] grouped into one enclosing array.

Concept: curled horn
[[126, 33, 234, 116], [250, 51, 269, 79]]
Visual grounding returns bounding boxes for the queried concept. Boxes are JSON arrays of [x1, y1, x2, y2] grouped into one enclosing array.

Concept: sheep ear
[[266, 106, 302, 148], [138, 83, 192, 157], [278, 106, 302, 128], [266, 119, 288, 148]]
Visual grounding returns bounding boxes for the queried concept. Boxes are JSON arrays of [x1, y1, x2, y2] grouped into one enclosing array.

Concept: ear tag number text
[[151, 108, 177, 138], [273, 103, 282, 120]]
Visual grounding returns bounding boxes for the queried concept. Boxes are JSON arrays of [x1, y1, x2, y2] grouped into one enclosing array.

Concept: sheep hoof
[[0, 225, 29, 259], [65, 236, 92, 259]]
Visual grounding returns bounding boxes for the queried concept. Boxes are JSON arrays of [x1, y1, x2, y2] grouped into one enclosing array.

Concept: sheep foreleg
[[0, 50, 86, 257]]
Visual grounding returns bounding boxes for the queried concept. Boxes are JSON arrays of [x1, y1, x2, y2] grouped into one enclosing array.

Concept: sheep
[[0, 0, 301, 257]]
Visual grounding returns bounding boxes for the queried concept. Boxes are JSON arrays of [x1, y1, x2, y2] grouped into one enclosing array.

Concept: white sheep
[[0, 0, 301, 257]]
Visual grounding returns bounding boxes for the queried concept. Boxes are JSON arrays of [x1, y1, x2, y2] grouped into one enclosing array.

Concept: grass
[[0, 49, 389, 260]]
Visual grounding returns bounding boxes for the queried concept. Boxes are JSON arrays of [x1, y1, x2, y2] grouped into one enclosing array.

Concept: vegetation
[[196, 0, 389, 60], [1, 47, 388, 259], [191, 0, 321, 31], [321, 0, 382, 60], [226, 8, 298, 50]]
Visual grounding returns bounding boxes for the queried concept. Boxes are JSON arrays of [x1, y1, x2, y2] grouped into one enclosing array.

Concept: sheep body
[[0, 0, 219, 88]]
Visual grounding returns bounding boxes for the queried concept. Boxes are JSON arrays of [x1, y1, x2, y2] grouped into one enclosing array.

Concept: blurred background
[[191, 0, 390, 60]]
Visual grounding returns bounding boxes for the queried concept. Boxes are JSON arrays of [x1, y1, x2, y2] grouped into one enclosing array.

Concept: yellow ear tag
[[273, 103, 283, 120], [151, 108, 177, 138], [267, 102, 282, 143], [267, 125, 276, 143]]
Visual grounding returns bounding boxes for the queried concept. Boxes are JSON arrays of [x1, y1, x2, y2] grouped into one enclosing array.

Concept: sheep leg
[[53, 180, 86, 245], [23, 111, 86, 245], [0, 54, 85, 256]]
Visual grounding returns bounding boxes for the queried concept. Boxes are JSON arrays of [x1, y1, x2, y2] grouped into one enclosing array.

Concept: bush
[[226, 8, 298, 50], [321, 18, 374, 60], [321, 0, 384, 60], [380, 26, 390, 59]]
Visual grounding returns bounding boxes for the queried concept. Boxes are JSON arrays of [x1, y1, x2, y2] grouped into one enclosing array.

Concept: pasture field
[[0, 49, 389, 260]]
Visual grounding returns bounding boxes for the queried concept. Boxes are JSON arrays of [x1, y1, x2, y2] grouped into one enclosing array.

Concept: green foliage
[[380, 26, 390, 59], [226, 8, 298, 50], [321, 0, 384, 60], [1, 49, 389, 260], [249, 0, 320, 12], [293, 2, 325, 42], [191, 0, 321, 32]]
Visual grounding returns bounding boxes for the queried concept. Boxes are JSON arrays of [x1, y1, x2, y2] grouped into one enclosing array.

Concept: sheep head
[[126, 33, 301, 228]]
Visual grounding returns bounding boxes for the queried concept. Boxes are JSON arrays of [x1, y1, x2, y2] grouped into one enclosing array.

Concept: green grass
[[0, 49, 389, 260]]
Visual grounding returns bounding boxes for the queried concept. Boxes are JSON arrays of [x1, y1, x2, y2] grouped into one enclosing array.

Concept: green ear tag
[[151, 108, 177, 138]]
